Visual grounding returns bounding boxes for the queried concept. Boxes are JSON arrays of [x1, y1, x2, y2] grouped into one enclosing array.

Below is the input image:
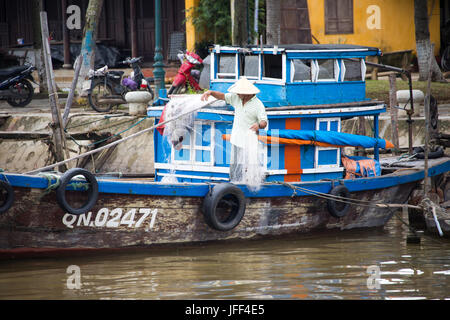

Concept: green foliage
[[187, 0, 267, 48], [188, 0, 231, 45]]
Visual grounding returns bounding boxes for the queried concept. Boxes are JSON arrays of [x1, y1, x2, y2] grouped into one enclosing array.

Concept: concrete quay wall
[[0, 112, 155, 174]]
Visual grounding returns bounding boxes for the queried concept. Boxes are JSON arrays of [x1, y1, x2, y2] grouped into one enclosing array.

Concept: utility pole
[[153, 0, 165, 98]]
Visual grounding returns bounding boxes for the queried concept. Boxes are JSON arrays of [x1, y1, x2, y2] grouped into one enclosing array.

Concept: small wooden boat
[[0, 44, 448, 258]]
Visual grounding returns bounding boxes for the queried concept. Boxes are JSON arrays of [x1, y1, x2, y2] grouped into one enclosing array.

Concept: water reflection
[[0, 216, 449, 300]]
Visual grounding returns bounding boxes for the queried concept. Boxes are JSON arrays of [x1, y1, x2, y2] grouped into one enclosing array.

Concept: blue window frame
[[315, 118, 341, 168], [172, 121, 214, 166]]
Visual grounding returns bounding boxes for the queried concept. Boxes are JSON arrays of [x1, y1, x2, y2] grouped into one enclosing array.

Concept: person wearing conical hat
[[201, 77, 268, 181]]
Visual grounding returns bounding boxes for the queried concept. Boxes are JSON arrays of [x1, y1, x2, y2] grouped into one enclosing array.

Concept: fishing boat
[[0, 44, 449, 258]]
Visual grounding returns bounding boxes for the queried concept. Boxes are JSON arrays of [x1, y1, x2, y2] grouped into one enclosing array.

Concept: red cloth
[[156, 105, 166, 135]]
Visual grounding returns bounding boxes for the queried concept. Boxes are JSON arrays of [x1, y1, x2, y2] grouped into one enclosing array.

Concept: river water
[[0, 213, 449, 301]]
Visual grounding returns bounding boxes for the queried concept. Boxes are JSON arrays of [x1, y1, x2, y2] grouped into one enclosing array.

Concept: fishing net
[[230, 130, 266, 192], [161, 171, 179, 183], [162, 95, 200, 150], [160, 95, 226, 183], [160, 95, 265, 190], [158, 96, 201, 184]]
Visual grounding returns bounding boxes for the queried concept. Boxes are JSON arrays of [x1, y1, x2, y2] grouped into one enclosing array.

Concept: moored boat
[[0, 44, 449, 258]]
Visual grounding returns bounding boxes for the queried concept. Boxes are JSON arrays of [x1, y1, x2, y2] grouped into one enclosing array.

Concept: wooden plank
[[0, 131, 112, 141]]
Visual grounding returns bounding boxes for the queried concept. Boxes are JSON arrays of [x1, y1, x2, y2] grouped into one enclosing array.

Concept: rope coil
[[37, 172, 61, 198]]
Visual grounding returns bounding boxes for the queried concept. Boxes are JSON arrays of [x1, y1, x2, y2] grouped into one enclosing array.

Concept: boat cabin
[[148, 44, 386, 184]]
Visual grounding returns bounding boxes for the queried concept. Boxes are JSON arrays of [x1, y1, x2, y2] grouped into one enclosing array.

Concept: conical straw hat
[[227, 77, 260, 94]]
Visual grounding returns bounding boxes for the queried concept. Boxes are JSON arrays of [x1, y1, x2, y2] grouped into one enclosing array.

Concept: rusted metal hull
[[0, 181, 417, 258]]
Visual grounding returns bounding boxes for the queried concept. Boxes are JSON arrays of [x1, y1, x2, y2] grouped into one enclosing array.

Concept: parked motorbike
[[168, 51, 203, 95], [0, 64, 36, 107], [87, 56, 154, 112]]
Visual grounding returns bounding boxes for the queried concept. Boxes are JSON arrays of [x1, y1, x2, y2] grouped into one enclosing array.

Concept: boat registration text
[[62, 208, 158, 231]]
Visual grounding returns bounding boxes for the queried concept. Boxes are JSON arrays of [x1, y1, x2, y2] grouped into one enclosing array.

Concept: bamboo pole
[[356, 116, 366, 157], [423, 43, 435, 197], [388, 74, 400, 155], [40, 11, 68, 172], [63, 55, 83, 128]]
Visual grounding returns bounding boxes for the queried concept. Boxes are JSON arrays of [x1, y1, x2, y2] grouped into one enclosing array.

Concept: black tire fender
[[327, 184, 351, 218], [56, 168, 99, 215], [413, 146, 444, 159], [0, 180, 14, 214], [202, 183, 246, 231]]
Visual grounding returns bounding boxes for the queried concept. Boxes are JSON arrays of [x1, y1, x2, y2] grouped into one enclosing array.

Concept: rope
[[66, 116, 148, 149], [431, 205, 444, 237], [37, 172, 61, 198], [65, 114, 121, 131], [86, 115, 149, 147], [272, 181, 383, 208], [67, 181, 90, 191], [25, 98, 219, 174], [272, 180, 445, 243]]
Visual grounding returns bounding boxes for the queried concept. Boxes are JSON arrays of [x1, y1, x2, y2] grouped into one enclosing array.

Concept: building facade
[[0, 0, 185, 62], [307, 0, 442, 56], [185, 0, 446, 58]]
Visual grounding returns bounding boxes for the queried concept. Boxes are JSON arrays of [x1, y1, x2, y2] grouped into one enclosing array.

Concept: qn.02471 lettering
[[62, 208, 158, 231]]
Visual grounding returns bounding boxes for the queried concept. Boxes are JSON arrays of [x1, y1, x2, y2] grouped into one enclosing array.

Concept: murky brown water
[[1, 213, 449, 300]]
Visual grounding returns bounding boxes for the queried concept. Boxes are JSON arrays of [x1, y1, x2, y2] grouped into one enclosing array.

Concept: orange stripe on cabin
[[284, 119, 302, 182]]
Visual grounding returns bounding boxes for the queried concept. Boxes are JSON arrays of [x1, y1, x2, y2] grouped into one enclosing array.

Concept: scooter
[[0, 64, 36, 107], [87, 56, 154, 113], [168, 51, 203, 95]]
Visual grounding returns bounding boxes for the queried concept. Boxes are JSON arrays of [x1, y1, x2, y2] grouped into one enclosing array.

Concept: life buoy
[[413, 146, 444, 160], [0, 180, 14, 214], [56, 168, 99, 215], [327, 184, 351, 218], [202, 183, 246, 231]]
